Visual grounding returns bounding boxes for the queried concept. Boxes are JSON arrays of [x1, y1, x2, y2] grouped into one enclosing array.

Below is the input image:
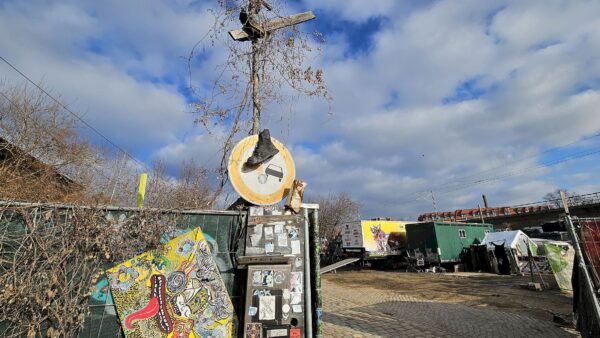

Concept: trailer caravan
[[341, 219, 415, 265]]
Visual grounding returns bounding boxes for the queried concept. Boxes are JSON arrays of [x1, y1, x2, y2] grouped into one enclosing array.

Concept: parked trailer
[[406, 221, 494, 264], [341, 219, 415, 266]]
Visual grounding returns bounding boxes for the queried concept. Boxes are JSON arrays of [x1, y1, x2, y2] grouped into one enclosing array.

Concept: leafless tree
[[0, 82, 215, 208], [145, 159, 213, 209], [0, 83, 103, 202], [188, 0, 331, 204], [543, 189, 584, 207], [316, 192, 361, 242]]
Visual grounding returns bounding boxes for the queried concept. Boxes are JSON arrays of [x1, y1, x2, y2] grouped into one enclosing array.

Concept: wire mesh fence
[[571, 217, 600, 337], [577, 218, 600, 286]]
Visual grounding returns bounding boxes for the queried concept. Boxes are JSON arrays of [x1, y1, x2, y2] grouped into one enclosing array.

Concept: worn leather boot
[[246, 129, 279, 166]]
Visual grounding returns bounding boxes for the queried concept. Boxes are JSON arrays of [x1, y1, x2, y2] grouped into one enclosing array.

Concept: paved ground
[[321, 270, 578, 338]]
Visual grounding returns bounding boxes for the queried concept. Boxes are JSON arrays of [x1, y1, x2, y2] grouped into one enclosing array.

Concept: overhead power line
[[386, 134, 600, 207], [0, 56, 148, 171], [0, 91, 116, 183]]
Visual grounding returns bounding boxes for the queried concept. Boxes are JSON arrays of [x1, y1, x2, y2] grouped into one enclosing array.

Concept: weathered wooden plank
[[228, 11, 316, 41], [247, 214, 303, 225], [228, 28, 250, 41], [320, 258, 360, 274], [265, 11, 316, 31]]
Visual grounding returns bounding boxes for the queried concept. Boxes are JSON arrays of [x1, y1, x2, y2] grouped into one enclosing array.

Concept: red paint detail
[[290, 328, 301, 338], [581, 220, 600, 282], [124, 297, 159, 330]]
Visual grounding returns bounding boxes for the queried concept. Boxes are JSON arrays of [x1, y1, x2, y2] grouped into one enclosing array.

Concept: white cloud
[[3, 0, 600, 219], [304, 0, 397, 22]]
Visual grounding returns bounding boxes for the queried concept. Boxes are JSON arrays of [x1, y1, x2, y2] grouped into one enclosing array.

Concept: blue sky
[[1, 0, 600, 219]]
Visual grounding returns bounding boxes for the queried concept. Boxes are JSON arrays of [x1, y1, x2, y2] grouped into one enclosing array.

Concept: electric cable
[[0, 56, 149, 171]]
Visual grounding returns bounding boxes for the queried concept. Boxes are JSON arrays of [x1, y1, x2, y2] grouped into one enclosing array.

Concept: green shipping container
[[406, 222, 494, 262]]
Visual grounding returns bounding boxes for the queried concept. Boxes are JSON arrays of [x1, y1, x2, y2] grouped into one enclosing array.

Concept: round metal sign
[[227, 135, 295, 206]]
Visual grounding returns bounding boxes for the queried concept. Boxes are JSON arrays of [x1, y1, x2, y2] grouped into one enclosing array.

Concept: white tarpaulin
[[482, 230, 538, 257]]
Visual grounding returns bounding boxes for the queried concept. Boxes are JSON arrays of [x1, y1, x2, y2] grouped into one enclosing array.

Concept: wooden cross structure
[[228, 0, 316, 135]]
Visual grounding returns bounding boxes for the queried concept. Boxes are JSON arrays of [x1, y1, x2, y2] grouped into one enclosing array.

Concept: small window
[[458, 229, 467, 238]]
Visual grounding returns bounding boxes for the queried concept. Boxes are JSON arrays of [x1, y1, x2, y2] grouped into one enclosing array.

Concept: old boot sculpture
[[246, 129, 279, 166]]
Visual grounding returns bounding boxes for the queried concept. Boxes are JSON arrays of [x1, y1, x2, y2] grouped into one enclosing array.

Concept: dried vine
[[188, 0, 332, 205], [0, 203, 183, 337]]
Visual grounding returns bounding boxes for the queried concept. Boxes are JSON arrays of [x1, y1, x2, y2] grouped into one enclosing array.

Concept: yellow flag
[[136, 172, 147, 208]]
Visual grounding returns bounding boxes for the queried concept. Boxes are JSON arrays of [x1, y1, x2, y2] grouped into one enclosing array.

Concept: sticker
[[265, 241, 274, 254], [294, 257, 303, 268], [290, 328, 301, 338], [282, 289, 290, 300], [291, 240, 301, 255], [291, 292, 302, 305], [274, 223, 284, 233], [246, 323, 262, 338], [264, 226, 274, 240], [250, 234, 262, 246], [267, 328, 288, 337], [253, 224, 263, 236], [291, 272, 302, 286], [282, 303, 290, 314], [252, 271, 262, 286], [250, 207, 264, 216], [259, 296, 276, 320], [288, 227, 298, 239], [277, 233, 288, 247], [253, 289, 271, 296], [292, 304, 302, 313], [246, 247, 266, 255], [262, 270, 274, 287], [274, 271, 284, 284], [248, 306, 258, 316]]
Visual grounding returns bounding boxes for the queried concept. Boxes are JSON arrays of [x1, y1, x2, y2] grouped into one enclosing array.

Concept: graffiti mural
[[360, 221, 408, 254], [106, 228, 234, 338]]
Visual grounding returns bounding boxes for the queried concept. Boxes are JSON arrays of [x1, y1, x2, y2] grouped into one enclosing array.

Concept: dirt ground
[[324, 269, 574, 323]]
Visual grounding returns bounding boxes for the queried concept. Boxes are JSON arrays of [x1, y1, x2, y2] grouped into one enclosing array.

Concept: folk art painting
[[106, 228, 234, 338]]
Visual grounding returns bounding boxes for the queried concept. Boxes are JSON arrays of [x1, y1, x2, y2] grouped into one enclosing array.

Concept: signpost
[[228, 0, 316, 135]]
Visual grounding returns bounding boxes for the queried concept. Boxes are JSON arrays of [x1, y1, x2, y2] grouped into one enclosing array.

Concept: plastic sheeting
[[482, 230, 538, 257], [542, 241, 574, 291]]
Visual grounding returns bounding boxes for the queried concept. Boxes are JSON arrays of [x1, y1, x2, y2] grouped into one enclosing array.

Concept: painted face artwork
[[106, 228, 234, 338]]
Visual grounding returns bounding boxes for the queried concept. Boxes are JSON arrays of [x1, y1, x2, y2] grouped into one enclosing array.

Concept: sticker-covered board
[[245, 265, 302, 338], [243, 207, 306, 338], [106, 228, 234, 337]]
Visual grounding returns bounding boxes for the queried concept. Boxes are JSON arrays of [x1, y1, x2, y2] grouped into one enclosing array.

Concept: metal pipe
[[303, 207, 312, 338], [311, 207, 323, 338]]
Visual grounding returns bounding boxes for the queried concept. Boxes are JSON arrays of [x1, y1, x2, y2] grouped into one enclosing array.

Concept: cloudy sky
[[2, 0, 600, 219]]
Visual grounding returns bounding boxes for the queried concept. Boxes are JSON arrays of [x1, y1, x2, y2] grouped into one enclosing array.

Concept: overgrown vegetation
[[0, 204, 183, 337], [0, 83, 214, 209], [316, 192, 361, 242]]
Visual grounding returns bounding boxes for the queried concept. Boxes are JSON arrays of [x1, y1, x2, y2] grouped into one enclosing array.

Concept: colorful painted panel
[[106, 228, 234, 338], [361, 221, 409, 254], [543, 242, 575, 291]]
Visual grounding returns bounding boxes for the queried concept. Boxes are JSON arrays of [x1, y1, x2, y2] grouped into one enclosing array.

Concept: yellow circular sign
[[227, 135, 296, 206]]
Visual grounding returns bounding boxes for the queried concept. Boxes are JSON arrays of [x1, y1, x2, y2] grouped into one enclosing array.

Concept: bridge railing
[[420, 191, 600, 222]]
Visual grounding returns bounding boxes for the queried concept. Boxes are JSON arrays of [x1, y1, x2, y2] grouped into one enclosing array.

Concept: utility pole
[[249, 0, 262, 135], [430, 190, 437, 214], [228, 1, 316, 135]]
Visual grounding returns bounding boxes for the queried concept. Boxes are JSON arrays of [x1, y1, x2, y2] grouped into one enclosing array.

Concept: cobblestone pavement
[[321, 277, 577, 338]]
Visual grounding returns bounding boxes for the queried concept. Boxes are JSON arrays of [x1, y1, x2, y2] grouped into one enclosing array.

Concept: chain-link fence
[[571, 217, 600, 337]]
